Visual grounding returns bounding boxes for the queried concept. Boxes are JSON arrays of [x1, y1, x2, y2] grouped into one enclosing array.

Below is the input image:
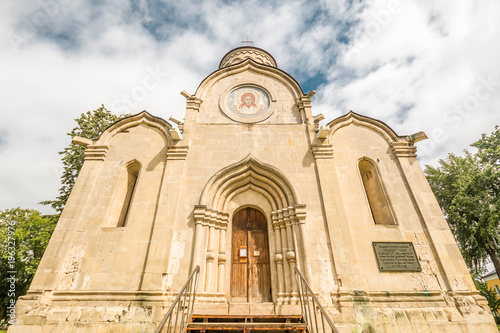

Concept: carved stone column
[[191, 205, 207, 271], [284, 208, 298, 302], [277, 210, 291, 302], [271, 212, 284, 303], [205, 218, 216, 291], [192, 207, 229, 298], [295, 205, 313, 283], [217, 213, 229, 293]]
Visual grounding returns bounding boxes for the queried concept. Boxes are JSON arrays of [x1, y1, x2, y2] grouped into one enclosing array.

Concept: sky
[[1, 0, 499, 215]]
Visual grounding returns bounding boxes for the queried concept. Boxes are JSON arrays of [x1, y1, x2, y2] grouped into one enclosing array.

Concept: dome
[[219, 47, 277, 69]]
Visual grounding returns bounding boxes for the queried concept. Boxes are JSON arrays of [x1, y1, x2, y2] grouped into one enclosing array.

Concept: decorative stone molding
[[95, 111, 172, 146], [170, 128, 182, 141], [286, 251, 296, 262], [311, 144, 334, 159], [327, 111, 428, 159], [181, 90, 203, 112], [294, 204, 307, 222], [327, 111, 400, 143], [270, 205, 307, 228], [296, 91, 315, 121], [219, 47, 277, 68], [195, 59, 303, 108], [206, 251, 216, 262], [191, 205, 229, 295], [84, 145, 108, 161], [208, 208, 229, 229], [195, 157, 311, 303], [186, 96, 203, 112], [51, 290, 178, 302], [199, 155, 301, 211], [297, 96, 312, 110], [166, 146, 189, 160], [270, 205, 309, 303], [217, 253, 226, 264], [72, 136, 92, 147], [391, 142, 417, 157]]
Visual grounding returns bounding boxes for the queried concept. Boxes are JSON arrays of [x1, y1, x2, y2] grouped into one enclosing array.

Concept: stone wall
[[9, 47, 498, 332]]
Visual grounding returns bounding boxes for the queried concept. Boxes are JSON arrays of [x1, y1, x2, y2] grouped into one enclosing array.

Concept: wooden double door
[[231, 207, 272, 302]]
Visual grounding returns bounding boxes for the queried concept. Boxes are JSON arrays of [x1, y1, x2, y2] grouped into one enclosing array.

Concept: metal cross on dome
[[241, 35, 254, 46]]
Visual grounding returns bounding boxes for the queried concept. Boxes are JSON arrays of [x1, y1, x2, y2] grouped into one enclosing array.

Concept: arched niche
[[358, 158, 396, 225]]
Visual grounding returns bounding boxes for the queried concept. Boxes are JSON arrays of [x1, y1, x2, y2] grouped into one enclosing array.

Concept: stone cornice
[[166, 146, 189, 160], [390, 142, 417, 158], [311, 144, 334, 159], [83, 145, 108, 161], [193, 206, 229, 230], [271, 206, 307, 228], [185, 96, 203, 112]]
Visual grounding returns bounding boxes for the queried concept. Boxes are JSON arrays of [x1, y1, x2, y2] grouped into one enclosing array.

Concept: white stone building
[[9, 47, 497, 332]]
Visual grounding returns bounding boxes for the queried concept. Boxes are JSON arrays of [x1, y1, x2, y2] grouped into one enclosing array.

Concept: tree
[[0, 208, 56, 326], [474, 279, 500, 321], [41, 105, 128, 214], [424, 126, 500, 279], [472, 125, 500, 280]]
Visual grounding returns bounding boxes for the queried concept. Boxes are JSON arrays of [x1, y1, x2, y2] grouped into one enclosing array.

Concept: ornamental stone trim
[[84, 146, 108, 161], [219, 47, 277, 68], [311, 144, 334, 159], [166, 146, 189, 160], [391, 142, 417, 157]]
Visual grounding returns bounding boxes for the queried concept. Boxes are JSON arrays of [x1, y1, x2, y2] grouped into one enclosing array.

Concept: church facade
[[10, 47, 497, 332]]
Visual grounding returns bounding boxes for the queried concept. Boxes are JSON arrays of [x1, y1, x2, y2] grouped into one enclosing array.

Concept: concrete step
[[187, 322, 307, 330], [191, 315, 303, 322], [188, 314, 306, 332]]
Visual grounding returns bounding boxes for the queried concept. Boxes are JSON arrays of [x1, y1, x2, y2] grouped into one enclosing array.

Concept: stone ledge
[[84, 145, 108, 161], [311, 144, 334, 159], [7, 325, 43, 333], [166, 146, 189, 160]]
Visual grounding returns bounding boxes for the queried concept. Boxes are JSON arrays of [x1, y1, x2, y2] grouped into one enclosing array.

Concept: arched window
[[117, 162, 140, 227], [359, 159, 395, 225]]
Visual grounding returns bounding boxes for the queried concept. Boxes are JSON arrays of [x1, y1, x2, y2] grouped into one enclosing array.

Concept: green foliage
[[41, 105, 128, 214], [424, 126, 500, 277], [0, 208, 56, 326], [473, 125, 500, 166], [474, 279, 500, 316]]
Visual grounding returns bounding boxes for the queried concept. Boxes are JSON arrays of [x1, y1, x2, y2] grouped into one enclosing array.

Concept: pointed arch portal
[[190, 155, 312, 304], [231, 207, 271, 302]]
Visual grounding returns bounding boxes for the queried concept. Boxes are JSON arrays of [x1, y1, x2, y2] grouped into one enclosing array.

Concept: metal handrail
[[295, 267, 339, 333], [155, 265, 200, 333]]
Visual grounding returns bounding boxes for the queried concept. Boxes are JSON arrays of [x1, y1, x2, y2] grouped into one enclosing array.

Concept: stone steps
[[187, 314, 306, 332]]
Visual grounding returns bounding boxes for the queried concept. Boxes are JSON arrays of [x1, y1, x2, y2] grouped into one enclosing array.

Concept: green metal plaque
[[373, 242, 421, 272]]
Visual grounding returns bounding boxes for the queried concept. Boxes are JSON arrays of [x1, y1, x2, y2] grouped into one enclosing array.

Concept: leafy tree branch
[[425, 126, 500, 279]]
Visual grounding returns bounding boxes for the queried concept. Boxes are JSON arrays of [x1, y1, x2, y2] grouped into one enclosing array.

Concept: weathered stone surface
[[10, 46, 498, 332], [8, 326, 42, 333], [78, 307, 94, 322]]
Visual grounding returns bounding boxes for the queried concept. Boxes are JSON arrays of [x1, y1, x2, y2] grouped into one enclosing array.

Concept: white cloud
[[0, 0, 499, 213], [314, 0, 500, 165]]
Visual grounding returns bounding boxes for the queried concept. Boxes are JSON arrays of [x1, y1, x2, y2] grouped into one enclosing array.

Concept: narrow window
[[359, 159, 395, 225], [117, 163, 140, 227], [495, 285, 500, 296]]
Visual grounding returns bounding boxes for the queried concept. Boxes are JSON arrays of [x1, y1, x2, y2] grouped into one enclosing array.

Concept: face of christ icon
[[228, 87, 269, 118], [232, 89, 266, 115], [241, 93, 257, 109]]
